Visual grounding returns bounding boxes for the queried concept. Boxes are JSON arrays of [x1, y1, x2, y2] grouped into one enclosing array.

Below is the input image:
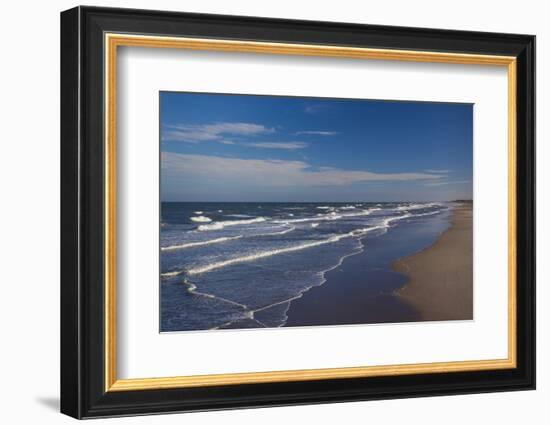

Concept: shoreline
[[283, 206, 454, 327], [162, 201, 473, 331], [284, 202, 472, 327], [393, 202, 473, 321]]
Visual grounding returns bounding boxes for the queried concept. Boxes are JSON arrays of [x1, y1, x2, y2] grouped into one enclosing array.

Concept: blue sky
[[160, 92, 472, 202]]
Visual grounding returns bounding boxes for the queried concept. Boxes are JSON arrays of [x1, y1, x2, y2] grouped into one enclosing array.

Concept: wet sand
[[393, 203, 473, 321], [284, 207, 452, 327]]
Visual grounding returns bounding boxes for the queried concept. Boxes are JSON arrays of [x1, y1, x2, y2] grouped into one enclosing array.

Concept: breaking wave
[[197, 217, 266, 231], [190, 215, 211, 223], [186, 213, 411, 275], [161, 235, 243, 251]]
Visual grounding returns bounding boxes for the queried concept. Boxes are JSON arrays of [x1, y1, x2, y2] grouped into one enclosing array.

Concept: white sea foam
[[367, 212, 412, 233], [186, 214, 410, 275], [163, 225, 296, 252], [187, 237, 344, 275], [316, 206, 332, 210], [184, 279, 248, 309], [262, 225, 295, 236], [190, 215, 211, 223], [197, 217, 266, 231], [339, 205, 356, 210], [396, 202, 439, 211], [243, 238, 367, 328], [278, 213, 342, 224], [194, 211, 203, 214], [161, 235, 243, 251], [161, 270, 183, 278], [225, 214, 254, 218], [341, 208, 379, 217], [311, 223, 319, 228], [275, 207, 376, 224], [410, 208, 447, 218]]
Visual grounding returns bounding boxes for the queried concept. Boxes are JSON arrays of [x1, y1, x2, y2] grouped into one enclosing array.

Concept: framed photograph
[[60, 6, 535, 419]]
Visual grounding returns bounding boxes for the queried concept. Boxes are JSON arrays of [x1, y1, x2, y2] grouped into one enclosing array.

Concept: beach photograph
[[159, 92, 473, 332]]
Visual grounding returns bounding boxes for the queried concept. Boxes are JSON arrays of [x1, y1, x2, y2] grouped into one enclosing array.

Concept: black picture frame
[[61, 5, 535, 419]]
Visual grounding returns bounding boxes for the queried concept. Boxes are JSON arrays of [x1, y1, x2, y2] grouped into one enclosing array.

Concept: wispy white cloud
[[424, 169, 452, 173], [246, 142, 308, 150], [162, 122, 275, 143], [295, 131, 339, 136], [162, 152, 443, 187], [424, 180, 471, 187]]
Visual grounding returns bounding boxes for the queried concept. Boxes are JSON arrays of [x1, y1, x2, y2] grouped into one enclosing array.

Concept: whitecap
[[161, 235, 243, 251], [186, 214, 411, 275], [275, 207, 376, 224], [161, 270, 183, 278], [187, 236, 347, 275], [396, 202, 440, 211], [198, 217, 266, 231], [190, 216, 212, 223]]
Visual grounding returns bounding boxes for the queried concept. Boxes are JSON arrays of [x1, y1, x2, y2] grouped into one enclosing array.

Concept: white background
[[118, 48, 508, 379], [0, 0, 546, 424]]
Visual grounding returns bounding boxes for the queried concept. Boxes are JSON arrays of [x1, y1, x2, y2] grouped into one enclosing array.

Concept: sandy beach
[[393, 202, 473, 321]]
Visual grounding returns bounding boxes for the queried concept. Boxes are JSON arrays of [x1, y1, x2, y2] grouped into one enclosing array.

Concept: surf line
[[182, 275, 289, 330], [161, 235, 243, 251], [210, 315, 268, 331], [239, 211, 420, 328], [186, 213, 412, 276], [181, 228, 372, 330], [180, 276, 269, 329], [250, 237, 367, 327], [161, 224, 296, 252], [182, 278, 248, 310], [205, 229, 371, 330]]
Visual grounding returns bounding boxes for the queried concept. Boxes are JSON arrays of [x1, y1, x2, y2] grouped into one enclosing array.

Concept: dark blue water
[[160, 202, 451, 332]]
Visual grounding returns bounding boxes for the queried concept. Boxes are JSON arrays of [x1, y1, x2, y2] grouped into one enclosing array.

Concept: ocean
[[160, 201, 452, 332]]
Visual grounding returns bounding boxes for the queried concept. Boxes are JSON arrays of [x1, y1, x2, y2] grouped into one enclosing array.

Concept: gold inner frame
[[104, 33, 517, 392]]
